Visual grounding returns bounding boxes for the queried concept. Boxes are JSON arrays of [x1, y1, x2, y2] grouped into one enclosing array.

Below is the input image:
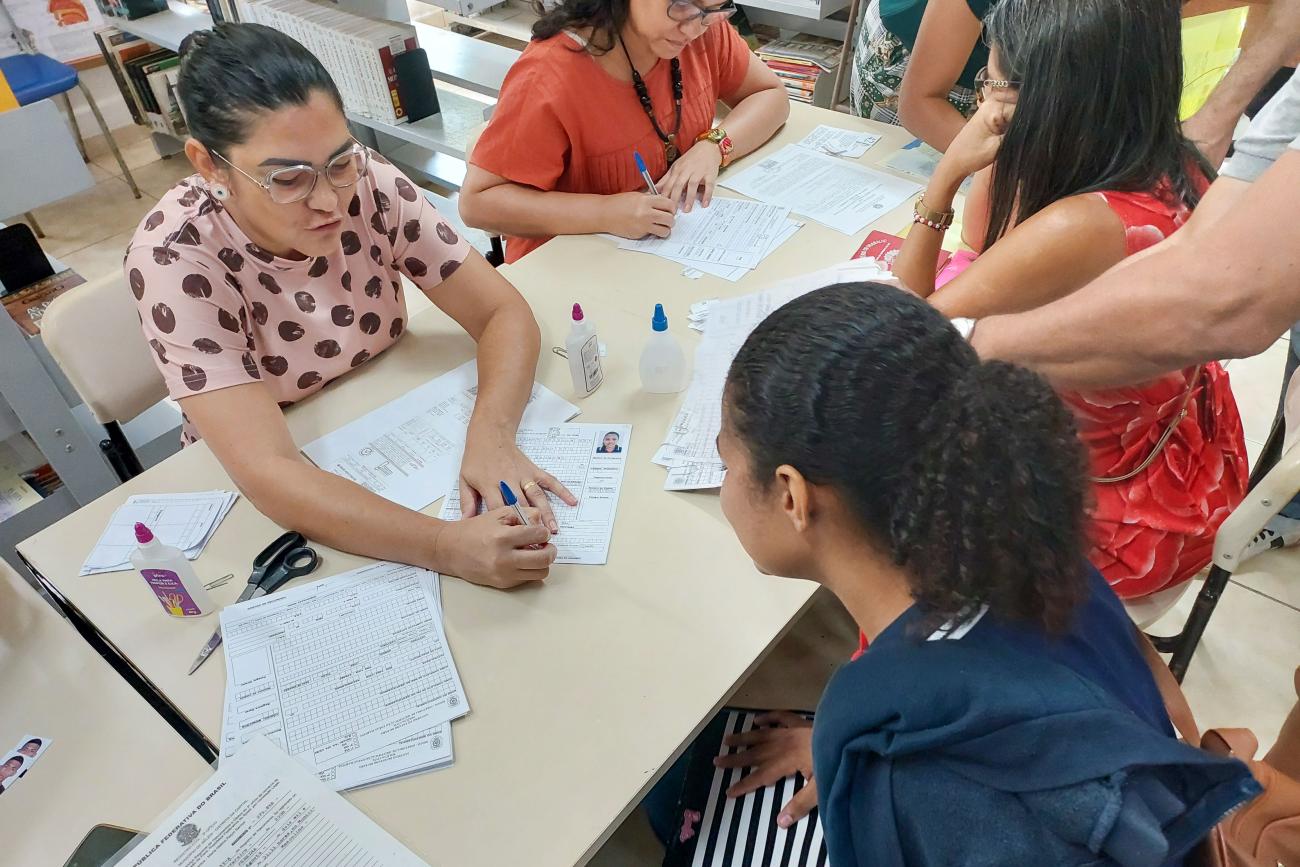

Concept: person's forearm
[[464, 299, 540, 444], [460, 185, 616, 238], [893, 163, 963, 296], [975, 154, 1300, 387], [720, 88, 789, 158], [973, 239, 1271, 387], [1184, 21, 1299, 167], [897, 93, 968, 152], [240, 454, 451, 571]]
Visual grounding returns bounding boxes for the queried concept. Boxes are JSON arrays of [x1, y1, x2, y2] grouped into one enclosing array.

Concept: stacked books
[[234, 0, 420, 125], [758, 37, 839, 105], [94, 27, 187, 136]]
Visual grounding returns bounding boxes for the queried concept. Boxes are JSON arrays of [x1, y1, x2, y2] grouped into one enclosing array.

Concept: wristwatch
[[913, 195, 955, 231], [697, 127, 734, 168]]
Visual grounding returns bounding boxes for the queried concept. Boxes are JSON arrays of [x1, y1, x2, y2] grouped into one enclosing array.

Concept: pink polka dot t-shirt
[[125, 156, 471, 443]]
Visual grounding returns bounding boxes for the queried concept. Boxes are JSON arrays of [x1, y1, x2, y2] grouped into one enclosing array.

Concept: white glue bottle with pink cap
[[566, 302, 604, 398], [129, 522, 213, 617]]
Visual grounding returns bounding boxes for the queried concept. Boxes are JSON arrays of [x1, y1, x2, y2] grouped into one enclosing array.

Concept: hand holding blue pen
[[499, 481, 549, 551], [634, 150, 659, 195]]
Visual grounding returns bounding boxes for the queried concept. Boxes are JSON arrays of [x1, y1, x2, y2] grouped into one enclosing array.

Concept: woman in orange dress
[[458, 0, 789, 263], [893, 0, 1247, 601]]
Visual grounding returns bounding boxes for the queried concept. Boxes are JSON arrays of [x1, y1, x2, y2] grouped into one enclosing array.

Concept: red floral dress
[[1060, 187, 1248, 599]]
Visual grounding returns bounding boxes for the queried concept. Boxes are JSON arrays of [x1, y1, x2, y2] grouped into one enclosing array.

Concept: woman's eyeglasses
[[667, 0, 737, 25], [212, 141, 371, 204], [974, 66, 1021, 105]]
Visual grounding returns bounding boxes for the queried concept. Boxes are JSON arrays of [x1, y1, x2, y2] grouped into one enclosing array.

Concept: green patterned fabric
[[849, 0, 989, 122]]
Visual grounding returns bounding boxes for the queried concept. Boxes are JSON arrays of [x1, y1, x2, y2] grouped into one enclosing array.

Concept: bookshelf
[[110, 2, 500, 186]]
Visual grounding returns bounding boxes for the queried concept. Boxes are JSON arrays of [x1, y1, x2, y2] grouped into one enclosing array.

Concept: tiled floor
[[6, 132, 1298, 866]]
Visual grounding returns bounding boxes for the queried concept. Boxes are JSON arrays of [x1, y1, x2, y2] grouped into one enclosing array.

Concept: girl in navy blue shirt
[[714, 282, 1258, 865]]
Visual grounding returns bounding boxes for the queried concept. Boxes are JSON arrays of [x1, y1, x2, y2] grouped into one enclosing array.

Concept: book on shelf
[[235, 0, 421, 125], [97, 31, 189, 137], [2, 270, 87, 337], [0, 434, 62, 521], [757, 36, 840, 72], [94, 28, 146, 125]]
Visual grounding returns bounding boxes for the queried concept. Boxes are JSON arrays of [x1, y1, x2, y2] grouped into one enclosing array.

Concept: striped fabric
[[663, 709, 828, 867]]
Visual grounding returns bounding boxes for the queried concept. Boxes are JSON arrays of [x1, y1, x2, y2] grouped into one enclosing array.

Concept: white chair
[[1148, 365, 1299, 681], [40, 274, 171, 480]]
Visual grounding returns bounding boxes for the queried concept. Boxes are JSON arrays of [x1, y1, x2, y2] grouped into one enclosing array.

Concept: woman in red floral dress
[[894, 0, 1248, 600]]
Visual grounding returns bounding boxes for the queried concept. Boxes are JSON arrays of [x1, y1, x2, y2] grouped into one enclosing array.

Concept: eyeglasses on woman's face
[[213, 141, 371, 205], [666, 0, 737, 26], [974, 66, 1021, 105]]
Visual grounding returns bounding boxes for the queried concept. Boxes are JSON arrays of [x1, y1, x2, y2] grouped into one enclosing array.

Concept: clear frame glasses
[[213, 141, 371, 204], [667, 0, 737, 25], [973, 66, 1021, 105]]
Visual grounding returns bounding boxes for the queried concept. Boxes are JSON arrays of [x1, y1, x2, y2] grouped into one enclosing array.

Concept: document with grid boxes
[[218, 561, 466, 791]]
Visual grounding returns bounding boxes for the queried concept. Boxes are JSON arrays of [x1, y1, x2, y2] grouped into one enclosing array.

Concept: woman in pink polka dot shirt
[[125, 23, 574, 589]]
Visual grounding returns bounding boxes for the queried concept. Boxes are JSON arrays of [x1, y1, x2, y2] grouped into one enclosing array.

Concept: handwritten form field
[[220, 562, 467, 791], [125, 737, 429, 867], [719, 144, 922, 235], [618, 197, 792, 269], [438, 424, 632, 565], [80, 491, 238, 575], [302, 360, 579, 512], [654, 260, 897, 490]]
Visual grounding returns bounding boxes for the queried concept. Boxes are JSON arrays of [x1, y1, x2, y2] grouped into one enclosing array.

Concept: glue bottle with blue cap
[[639, 303, 687, 393]]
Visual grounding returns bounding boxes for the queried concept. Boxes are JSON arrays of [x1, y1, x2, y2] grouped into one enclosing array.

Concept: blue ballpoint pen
[[499, 481, 531, 527], [633, 150, 659, 195]]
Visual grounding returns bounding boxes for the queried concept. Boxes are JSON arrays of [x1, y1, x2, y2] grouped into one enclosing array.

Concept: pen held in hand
[[634, 150, 659, 196], [499, 481, 548, 550]]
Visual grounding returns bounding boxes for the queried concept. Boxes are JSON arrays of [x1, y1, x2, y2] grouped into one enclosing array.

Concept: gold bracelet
[[913, 196, 955, 231]]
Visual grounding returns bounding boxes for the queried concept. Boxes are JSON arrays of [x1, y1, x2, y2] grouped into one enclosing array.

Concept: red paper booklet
[[852, 230, 953, 272]]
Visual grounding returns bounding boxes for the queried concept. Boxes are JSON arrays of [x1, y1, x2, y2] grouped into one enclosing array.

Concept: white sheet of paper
[[438, 424, 632, 565], [219, 562, 468, 791], [80, 491, 239, 575], [301, 360, 579, 512], [667, 219, 804, 282], [123, 736, 429, 867], [618, 198, 791, 269], [719, 144, 922, 235], [655, 260, 898, 490], [795, 125, 882, 158]]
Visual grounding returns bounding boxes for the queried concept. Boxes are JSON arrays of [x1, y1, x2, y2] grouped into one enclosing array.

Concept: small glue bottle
[[130, 522, 213, 618], [566, 302, 604, 398], [639, 303, 688, 394]]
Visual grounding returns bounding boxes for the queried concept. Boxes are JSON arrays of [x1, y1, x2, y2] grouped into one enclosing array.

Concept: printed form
[[123, 736, 429, 867], [619, 197, 791, 269], [219, 562, 467, 791], [719, 144, 921, 235], [80, 491, 238, 575], [302, 360, 579, 512], [655, 260, 898, 490], [438, 423, 632, 565]]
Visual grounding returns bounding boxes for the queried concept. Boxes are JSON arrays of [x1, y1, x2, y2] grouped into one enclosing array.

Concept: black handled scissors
[[187, 531, 320, 675]]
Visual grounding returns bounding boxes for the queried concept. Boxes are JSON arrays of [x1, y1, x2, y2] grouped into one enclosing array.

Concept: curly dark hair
[[724, 282, 1090, 635], [531, 0, 628, 53]]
